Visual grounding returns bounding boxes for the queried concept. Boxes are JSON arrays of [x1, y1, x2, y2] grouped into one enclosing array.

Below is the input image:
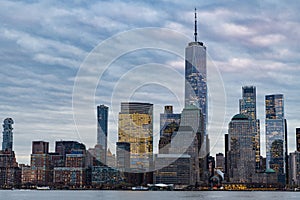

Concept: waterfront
[[1, 190, 300, 200]]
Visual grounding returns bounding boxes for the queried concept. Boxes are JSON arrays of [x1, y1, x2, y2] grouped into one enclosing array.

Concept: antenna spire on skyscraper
[[194, 8, 197, 42]]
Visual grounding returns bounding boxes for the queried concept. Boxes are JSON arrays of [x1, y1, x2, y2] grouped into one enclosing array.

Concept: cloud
[[0, 0, 300, 164]]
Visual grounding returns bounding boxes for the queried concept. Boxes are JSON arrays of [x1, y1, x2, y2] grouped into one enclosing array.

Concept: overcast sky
[[0, 0, 299, 164]]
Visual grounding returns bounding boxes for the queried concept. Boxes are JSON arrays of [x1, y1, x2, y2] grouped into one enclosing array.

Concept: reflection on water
[[0, 190, 300, 200]]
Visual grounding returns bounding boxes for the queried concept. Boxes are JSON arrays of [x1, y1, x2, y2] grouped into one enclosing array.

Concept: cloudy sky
[[0, 0, 299, 164]]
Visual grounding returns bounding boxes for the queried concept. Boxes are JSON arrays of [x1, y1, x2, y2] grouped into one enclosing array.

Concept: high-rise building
[[55, 141, 86, 165], [118, 102, 153, 172], [159, 105, 180, 154], [296, 128, 300, 152], [265, 94, 287, 183], [97, 105, 108, 164], [240, 86, 257, 120], [216, 153, 225, 172], [116, 142, 130, 172], [224, 134, 229, 181], [30, 141, 51, 186], [154, 154, 193, 185], [32, 141, 49, 154], [179, 106, 204, 154], [239, 86, 260, 170], [0, 118, 21, 187], [160, 105, 181, 137], [184, 9, 207, 139], [228, 114, 256, 183], [167, 105, 204, 183], [2, 118, 14, 152], [289, 151, 300, 187]]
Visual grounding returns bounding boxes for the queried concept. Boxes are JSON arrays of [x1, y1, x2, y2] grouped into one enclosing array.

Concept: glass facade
[[185, 41, 207, 137], [265, 94, 286, 177], [239, 86, 260, 171], [97, 105, 108, 164], [118, 102, 153, 171], [2, 118, 14, 152], [160, 106, 181, 137], [228, 114, 256, 183]]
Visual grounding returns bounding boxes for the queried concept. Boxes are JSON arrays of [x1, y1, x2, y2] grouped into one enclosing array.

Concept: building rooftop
[[231, 114, 249, 120]]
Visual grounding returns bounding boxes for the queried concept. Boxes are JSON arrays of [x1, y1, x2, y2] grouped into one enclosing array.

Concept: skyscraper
[[184, 9, 207, 138], [296, 128, 300, 152], [265, 94, 287, 184], [228, 114, 255, 183], [159, 105, 180, 154], [97, 104, 109, 164], [289, 151, 300, 186], [116, 142, 130, 172], [216, 153, 225, 172], [0, 118, 20, 187], [2, 118, 14, 152], [118, 102, 153, 171], [159, 105, 181, 137], [239, 86, 260, 170]]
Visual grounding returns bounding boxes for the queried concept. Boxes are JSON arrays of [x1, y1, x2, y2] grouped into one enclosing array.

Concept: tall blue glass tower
[[97, 105, 108, 164], [265, 94, 287, 184], [184, 9, 207, 147]]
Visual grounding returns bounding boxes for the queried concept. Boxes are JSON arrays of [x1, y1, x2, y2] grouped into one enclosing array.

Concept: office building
[[116, 142, 130, 172], [53, 167, 86, 188], [216, 153, 225, 172], [228, 114, 255, 183], [2, 118, 14, 152], [185, 9, 207, 141], [239, 86, 260, 170], [154, 154, 193, 185], [30, 141, 51, 186], [160, 105, 181, 137], [97, 105, 109, 164], [55, 141, 86, 166], [289, 151, 300, 187], [159, 105, 180, 154], [118, 102, 153, 172], [265, 94, 287, 184], [91, 166, 122, 186], [0, 151, 20, 187], [297, 128, 300, 152], [0, 118, 21, 187], [224, 134, 229, 181]]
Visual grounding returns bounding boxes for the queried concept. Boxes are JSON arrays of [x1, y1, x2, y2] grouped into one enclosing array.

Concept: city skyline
[[0, 1, 299, 165]]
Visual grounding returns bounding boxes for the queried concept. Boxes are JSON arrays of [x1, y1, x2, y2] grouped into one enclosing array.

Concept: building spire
[[194, 8, 197, 42]]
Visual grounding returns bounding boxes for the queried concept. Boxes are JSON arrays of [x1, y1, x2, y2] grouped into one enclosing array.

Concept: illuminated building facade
[[239, 86, 260, 170], [228, 114, 255, 183], [0, 150, 20, 187], [30, 141, 51, 186], [53, 167, 86, 188], [118, 102, 153, 171], [265, 94, 286, 182]]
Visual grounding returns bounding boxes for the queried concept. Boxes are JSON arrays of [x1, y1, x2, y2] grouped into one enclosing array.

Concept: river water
[[1, 190, 300, 200]]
